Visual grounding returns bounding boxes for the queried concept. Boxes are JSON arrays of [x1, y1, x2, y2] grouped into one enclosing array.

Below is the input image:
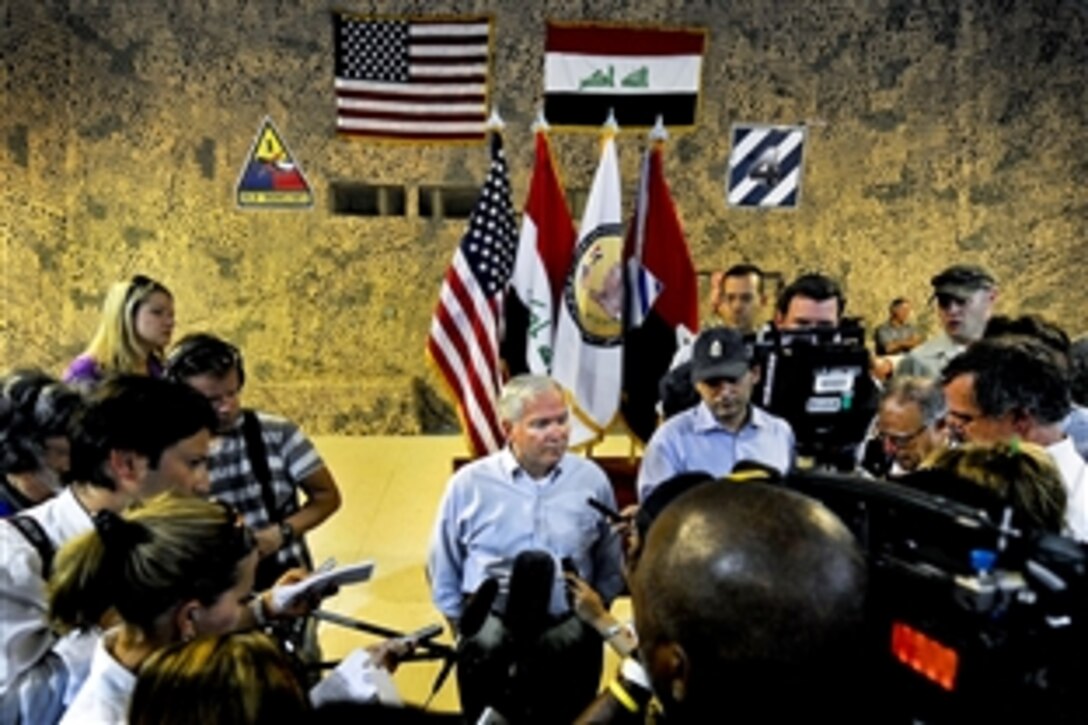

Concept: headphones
[[166, 333, 246, 387]]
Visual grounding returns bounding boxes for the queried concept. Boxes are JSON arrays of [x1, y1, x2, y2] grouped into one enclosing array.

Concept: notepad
[[270, 559, 375, 612]]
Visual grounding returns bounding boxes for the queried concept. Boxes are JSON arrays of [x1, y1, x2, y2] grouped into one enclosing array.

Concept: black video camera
[[750, 318, 878, 470], [781, 468, 1088, 724]]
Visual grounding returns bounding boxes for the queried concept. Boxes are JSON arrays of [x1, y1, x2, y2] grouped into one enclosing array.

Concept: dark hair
[[775, 273, 845, 317], [0, 370, 83, 474], [166, 333, 246, 387], [49, 494, 256, 634], [889, 297, 908, 312], [131, 632, 309, 725], [983, 315, 1071, 363], [942, 337, 1071, 425], [723, 264, 765, 293], [67, 375, 217, 489], [1071, 337, 1088, 407]]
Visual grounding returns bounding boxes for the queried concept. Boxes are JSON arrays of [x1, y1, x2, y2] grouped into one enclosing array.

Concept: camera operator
[[773, 272, 844, 330], [631, 481, 868, 723]]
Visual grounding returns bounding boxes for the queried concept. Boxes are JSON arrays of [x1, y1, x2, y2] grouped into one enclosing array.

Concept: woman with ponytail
[[49, 493, 259, 724]]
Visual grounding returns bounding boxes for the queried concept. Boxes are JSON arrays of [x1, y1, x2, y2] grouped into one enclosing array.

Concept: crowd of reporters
[[2, 262, 1087, 723]]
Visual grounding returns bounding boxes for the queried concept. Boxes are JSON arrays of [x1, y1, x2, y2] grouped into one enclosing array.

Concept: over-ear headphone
[[166, 333, 246, 387]]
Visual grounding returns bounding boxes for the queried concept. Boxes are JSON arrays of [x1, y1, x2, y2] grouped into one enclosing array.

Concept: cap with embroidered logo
[[690, 328, 753, 383]]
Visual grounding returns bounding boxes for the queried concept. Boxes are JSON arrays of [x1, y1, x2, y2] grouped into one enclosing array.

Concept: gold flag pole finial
[[487, 108, 505, 131]]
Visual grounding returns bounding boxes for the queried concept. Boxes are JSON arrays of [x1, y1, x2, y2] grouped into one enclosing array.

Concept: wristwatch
[[279, 521, 295, 546]]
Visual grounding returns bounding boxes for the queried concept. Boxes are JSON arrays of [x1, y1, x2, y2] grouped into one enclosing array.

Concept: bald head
[[632, 482, 866, 721]]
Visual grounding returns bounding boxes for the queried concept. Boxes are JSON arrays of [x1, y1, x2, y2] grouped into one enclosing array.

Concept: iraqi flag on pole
[[622, 125, 699, 443], [551, 125, 624, 447], [502, 127, 576, 376], [544, 21, 706, 129]]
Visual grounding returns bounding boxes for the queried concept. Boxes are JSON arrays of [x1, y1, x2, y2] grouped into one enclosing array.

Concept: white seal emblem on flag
[[565, 224, 625, 346]]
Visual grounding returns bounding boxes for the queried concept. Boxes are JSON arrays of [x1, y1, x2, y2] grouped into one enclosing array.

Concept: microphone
[[505, 550, 556, 645], [426, 577, 500, 706], [461, 577, 500, 639]]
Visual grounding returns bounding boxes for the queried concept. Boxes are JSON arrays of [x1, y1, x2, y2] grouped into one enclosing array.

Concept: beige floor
[[307, 434, 636, 713]]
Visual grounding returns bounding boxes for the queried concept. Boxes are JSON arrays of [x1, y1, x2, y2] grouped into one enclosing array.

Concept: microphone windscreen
[[505, 550, 555, 642], [460, 577, 499, 639]]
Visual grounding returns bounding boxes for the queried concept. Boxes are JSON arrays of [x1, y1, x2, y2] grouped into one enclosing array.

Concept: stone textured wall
[[3, 0, 1086, 434]]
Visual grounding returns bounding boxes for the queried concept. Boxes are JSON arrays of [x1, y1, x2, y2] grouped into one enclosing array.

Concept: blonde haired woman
[[63, 275, 174, 387], [923, 440, 1067, 534], [49, 494, 260, 724], [129, 632, 309, 725]]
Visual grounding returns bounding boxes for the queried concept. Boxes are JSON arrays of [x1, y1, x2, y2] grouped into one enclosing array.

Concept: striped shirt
[[208, 411, 324, 568]]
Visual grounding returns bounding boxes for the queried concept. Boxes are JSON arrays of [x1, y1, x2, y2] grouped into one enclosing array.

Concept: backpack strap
[[7, 515, 55, 579], [241, 410, 280, 523]]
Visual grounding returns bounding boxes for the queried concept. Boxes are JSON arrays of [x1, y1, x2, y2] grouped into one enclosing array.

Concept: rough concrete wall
[[3, 0, 1086, 434]]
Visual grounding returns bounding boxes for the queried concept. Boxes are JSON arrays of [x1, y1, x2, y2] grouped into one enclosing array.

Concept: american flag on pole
[[426, 133, 518, 456], [333, 13, 492, 142]]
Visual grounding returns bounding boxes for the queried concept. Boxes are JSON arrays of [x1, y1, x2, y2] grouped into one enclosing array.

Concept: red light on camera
[[891, 621, 959, 691]]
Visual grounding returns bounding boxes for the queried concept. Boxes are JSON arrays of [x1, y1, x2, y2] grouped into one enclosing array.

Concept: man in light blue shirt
[[638, 328, 795, 501], [427, 375, 624, 722], [427, 376, 624, 626]]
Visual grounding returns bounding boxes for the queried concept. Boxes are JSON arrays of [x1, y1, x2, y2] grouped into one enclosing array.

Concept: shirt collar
[[693, 401, 762, 434], [499, 447, 563, 482]]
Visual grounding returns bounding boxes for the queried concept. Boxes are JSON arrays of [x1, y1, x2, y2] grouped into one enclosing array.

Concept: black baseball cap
[[690, 328, 753, 382]]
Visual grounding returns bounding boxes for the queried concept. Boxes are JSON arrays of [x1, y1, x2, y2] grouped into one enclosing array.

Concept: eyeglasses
[[877, 426, 927, 449]]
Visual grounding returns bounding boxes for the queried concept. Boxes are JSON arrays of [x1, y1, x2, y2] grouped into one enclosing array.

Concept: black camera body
[[782, 469, 1088, 723], [750, 318, 878, 470]]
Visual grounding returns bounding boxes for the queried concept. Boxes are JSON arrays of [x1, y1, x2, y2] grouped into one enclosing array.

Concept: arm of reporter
[[565, 573, 638, 658], [238, 567, 335, 629]]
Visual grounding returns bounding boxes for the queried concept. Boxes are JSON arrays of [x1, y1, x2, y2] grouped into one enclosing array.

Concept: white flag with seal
[[551, 131, 624, 447]]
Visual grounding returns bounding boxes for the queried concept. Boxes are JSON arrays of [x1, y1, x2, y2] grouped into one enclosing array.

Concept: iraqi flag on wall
[[544, 22, 706, 129], [551, 130, 624, 447], [502, 129, 576, 376], [622, 135, 699, 443]]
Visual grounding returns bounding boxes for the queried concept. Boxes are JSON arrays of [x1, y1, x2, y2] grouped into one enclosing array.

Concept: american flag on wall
[[426, 133, 518, 456], [333, 13, 492, 142]]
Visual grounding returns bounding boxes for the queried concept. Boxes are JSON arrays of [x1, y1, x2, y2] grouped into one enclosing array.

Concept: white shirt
[[1046, 437, 1088, 541], [0, 488, 97, 721], [59, 632, 135, 725]]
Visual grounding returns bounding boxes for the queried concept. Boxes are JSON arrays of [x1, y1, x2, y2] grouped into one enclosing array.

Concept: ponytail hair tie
[[1009, 437, 1021, 455], [93, 509, 151, 550]]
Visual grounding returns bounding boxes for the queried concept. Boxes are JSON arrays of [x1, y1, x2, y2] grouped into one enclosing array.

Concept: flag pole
[[650, 114, 668, 142], [533, 106, 549, 133]]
